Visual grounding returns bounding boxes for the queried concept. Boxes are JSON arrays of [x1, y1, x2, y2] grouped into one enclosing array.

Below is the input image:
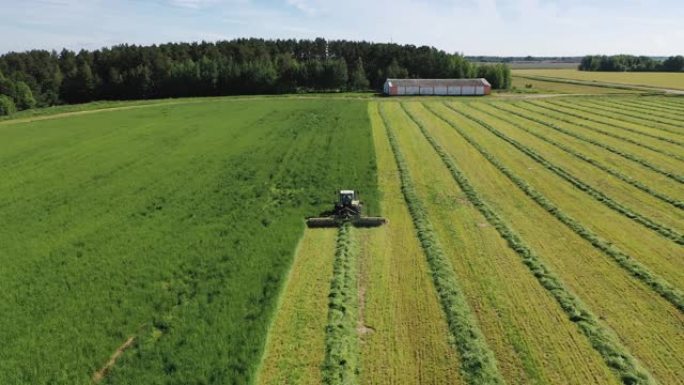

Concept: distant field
[[513, 69, 684, 91], [2, 94, 683, 385], [510, 76, 636, 94]]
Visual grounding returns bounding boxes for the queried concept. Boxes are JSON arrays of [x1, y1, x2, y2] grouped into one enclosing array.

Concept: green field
[[513, 69, 684, 91], [1, 94, 683, 385], [0, 98, 379, 384]]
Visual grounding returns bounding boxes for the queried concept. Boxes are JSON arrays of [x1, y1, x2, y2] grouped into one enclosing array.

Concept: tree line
[[579, 55, 684, 72], [0, 38, 511, 115]]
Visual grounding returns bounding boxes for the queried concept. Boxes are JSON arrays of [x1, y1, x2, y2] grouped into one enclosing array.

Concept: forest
[[0, 38, 511, 115], [579, 55, 684, 72]]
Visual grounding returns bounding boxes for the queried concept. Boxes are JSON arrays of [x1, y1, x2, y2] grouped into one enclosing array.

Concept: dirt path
[[0, 101, 190, 126], [91, 336, 136, 383]]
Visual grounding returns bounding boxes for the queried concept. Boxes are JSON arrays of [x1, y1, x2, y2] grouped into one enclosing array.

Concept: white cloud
[[286, 0, 317, 15]]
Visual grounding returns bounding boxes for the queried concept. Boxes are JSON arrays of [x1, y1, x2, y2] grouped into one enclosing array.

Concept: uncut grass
[[256, 228, 337, 385], [419, 101, 684, 385], [0, 98, 379, 384], [441, 102, 684, 289], [470, 102, 684, 234], [509, 102, 684, 175], [360, 103, 461, 385], [531, 99, 684, 150], [540, 99, 684, 145], [493, 102, 684, 201], [387, 102, 620, 385]]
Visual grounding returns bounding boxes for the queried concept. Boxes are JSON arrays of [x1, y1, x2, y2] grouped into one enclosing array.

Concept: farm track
[[388, 102, 622, 385], [322, 223, 360, 385], [411, 102, 684, 385], [256, 229, 337, 385], [362, 104, 462, 385], [442, 103, 684, 246], [468, 103, 684, 210], [572, 99, 684, 131], [491, 103, 684, 184], [524, 101, 684, 150], [379, 104, 507, 385], [421, 103, 684, 312], [402, 101, 655, 385]]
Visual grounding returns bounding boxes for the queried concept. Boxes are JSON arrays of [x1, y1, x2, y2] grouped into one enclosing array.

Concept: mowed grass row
[[527, 100, 684, 152], [257, 228, 337, 385], [508, 102, 684, 176], [0, 98, 379, 384], [510, 75, 635, 94], [360, 104, 461, 385], [539, 99, 684, 146], [492, 103, 684, 184], [485, 103, 683, 201], [511, 69, 684, 91], [439, 102, 684, 292], [322, 223, 360, 385], [640, 98, 684, 114], [444, 102, 684, 246], [390, 102, 620, 385], [415, 100, 684, 385], [553, 98, 684, 136], [400, 101, 655, 385], [468, 103, 683, 210], [379, 103, 506, 385], [600, 99, 684, 123], [421, 102, 684, 312], [580, 99, 684, 128]]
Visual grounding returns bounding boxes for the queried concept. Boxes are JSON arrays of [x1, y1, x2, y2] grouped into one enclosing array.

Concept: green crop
[[0, 98, 379, 385]]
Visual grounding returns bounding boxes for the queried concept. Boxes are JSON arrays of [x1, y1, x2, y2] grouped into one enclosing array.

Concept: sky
[[0, 0, 682, 56]]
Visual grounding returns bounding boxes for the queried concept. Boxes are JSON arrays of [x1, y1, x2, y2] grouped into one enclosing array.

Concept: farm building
[[383, 78, 491, 96]]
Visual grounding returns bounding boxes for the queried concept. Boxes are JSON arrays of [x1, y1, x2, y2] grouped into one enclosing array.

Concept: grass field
[[510, 76, 636, 94], [1, 93, 683, 385], [513, 69, 684, 91], [0, 98, 379, 384]]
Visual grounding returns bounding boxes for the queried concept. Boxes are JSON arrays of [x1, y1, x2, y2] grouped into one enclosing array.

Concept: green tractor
[[306, 190, 387, 228]]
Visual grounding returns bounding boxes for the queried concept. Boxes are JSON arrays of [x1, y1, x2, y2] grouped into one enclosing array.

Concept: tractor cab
[[339, 190, 357, 207]]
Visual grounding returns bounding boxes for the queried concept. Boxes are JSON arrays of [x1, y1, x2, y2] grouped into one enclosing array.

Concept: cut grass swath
[[379, 104, 506, 385], [412, 102, 656, 385], [585, 99, 684, 128], [322, 223, 360, 385], [525, 101, 684, 151], [556, 99, 684, 135], [417, 103, 684, 313], [443, 103, 684, 246], [606, 100, 684, 122], [467, 103, 684, 210], [491, 103, 684, 184], [641, 99, 684, 113]]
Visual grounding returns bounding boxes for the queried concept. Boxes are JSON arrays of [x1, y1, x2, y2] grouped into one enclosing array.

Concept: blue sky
[[1, 0, 682, 56]]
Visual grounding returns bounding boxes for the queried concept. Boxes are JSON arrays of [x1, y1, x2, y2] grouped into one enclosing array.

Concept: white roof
[[385, 78, 491, 87], [340, 190, 355, 194]]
